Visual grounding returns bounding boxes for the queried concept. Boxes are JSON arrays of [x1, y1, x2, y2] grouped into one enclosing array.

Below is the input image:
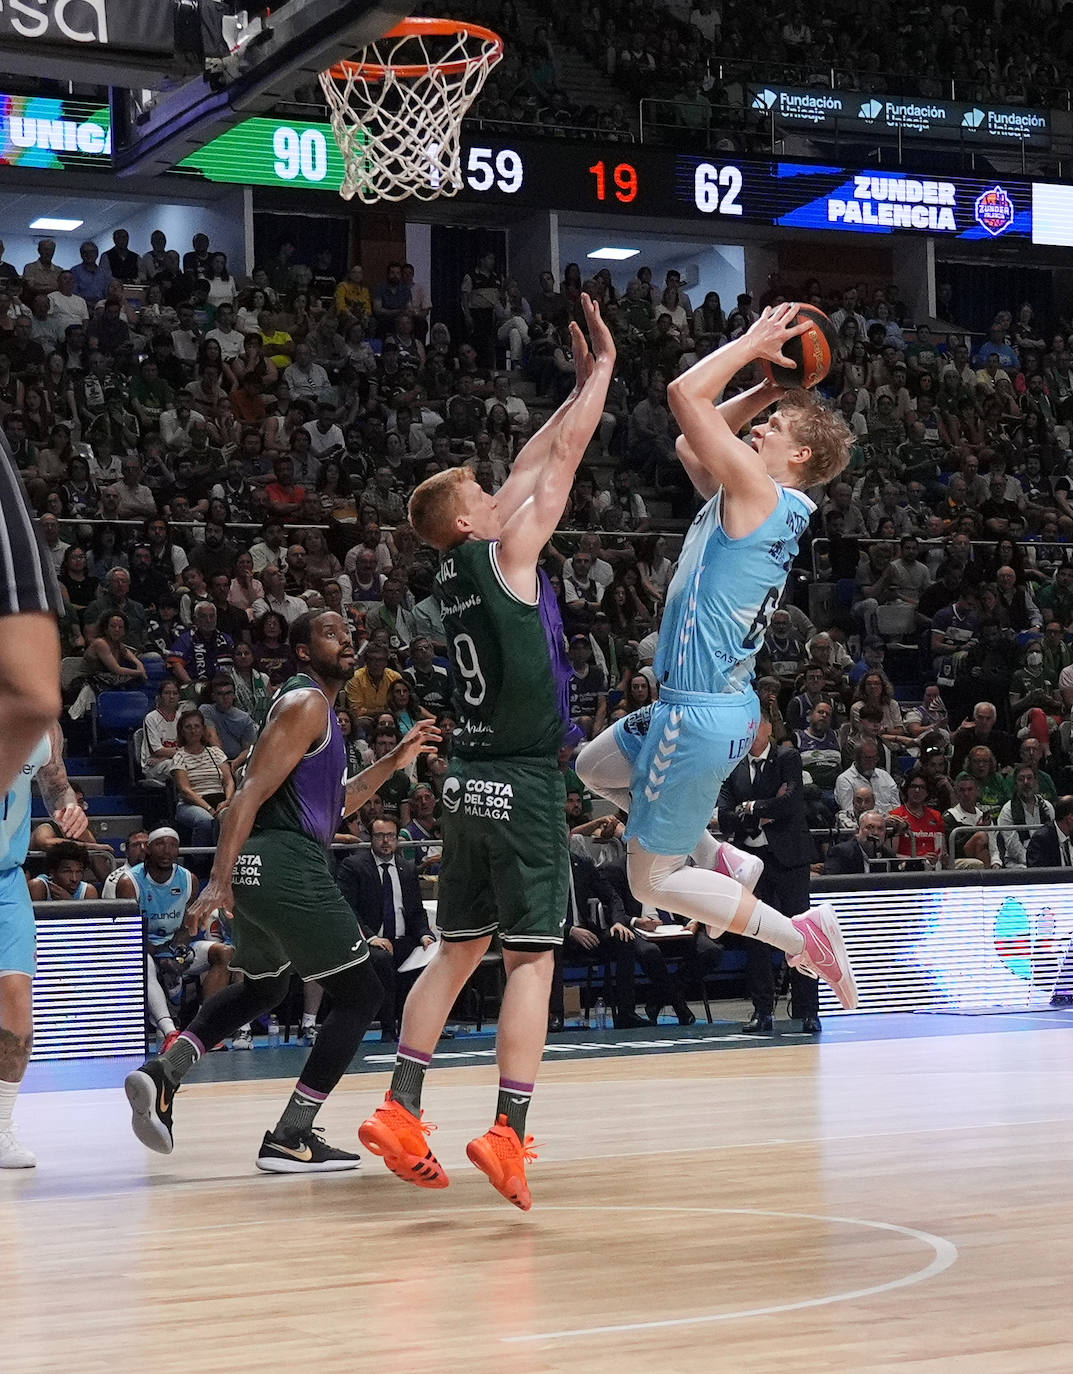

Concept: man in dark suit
[[717, 715, 821, 1033], [822, 810, 898, 875], [549, 852, 649, 1032], [1026, 796, 1073, 869], [1026, 797, 1073, 1005], [336, 815, 434, 1039]]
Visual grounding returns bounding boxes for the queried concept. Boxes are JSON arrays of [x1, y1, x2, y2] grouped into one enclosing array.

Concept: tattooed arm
[[33, 721, 115, 882], [35, 722, 85, 838]]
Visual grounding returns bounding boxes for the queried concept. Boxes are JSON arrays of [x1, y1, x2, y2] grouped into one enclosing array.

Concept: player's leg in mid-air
[[575, 702, 765, 888], [361, 760, 565, 1210], [363, 945, 549, 1208], [576, 701, 858, 1010]]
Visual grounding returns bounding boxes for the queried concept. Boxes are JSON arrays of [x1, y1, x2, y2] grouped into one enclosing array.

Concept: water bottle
[[266, 1016, 280, 1048], [594, 997, 609, 1031]]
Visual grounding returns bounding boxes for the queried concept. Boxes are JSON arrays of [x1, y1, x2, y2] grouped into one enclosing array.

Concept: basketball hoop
[[319, 17, 503, 204]]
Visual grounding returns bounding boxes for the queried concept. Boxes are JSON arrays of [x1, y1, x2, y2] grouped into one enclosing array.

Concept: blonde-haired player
[[359, 296, 615, 1210], [576, 303, 860, 1011]]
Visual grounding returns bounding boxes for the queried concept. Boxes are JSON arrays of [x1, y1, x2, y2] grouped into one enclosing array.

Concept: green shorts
[[230, 829, 368, 982], [436, 757, 568, 950]]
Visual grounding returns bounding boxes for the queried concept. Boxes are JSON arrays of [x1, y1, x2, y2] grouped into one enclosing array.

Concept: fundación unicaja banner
[[747, 86, 1050, 148]]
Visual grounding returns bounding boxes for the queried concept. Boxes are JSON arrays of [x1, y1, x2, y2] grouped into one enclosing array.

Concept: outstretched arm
[[494, 303, 612, 525], [667, 304, 810, 508], [497, 296, 616, 600], [343, 719, 440, 816]]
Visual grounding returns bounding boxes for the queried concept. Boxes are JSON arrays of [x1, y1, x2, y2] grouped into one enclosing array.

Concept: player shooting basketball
[[576, 302, 860, 1010]]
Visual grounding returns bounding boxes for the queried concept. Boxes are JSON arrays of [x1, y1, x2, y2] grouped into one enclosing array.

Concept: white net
[[318, 21, 502, 204]]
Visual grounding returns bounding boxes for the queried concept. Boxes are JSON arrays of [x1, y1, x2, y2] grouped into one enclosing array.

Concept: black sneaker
[[124, 1059, 176, 1155], [256, 1127, 361, 1174]]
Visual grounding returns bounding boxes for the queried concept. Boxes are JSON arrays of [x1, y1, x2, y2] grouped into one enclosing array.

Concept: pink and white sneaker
[[714, 841, 764, 893], [788, 902, 859, 1010]]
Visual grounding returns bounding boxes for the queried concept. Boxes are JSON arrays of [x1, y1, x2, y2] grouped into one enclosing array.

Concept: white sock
[[0, 1077, 19, 1131], [301, 1014, 316, 1028], [743, 903, 807, 957], [146, 956, 176, 1035], [628, 845, 806, 955]]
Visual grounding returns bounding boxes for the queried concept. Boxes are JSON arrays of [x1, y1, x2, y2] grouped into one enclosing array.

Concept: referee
[[0, 448, 63, 796]]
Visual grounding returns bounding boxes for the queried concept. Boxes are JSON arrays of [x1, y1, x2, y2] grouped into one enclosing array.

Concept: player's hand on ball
[[745, 302, 812, 369]]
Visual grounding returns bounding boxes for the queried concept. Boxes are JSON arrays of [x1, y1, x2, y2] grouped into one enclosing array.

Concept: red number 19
[[588, 160, 639, 204]]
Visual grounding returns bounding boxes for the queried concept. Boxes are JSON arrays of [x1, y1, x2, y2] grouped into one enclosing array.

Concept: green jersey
[[249, 675, 347, 846], [437, 539, 564, 762]]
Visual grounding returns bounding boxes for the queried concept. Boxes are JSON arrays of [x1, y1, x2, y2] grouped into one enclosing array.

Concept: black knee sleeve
[[318, 956, 384, 1017], [187, 969, 291, 1047], [297, 957, 384, 1098]]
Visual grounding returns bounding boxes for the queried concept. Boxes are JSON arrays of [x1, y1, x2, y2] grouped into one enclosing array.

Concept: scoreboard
[[1, 84, 1072, 246], [173, 123, 1064, 244]]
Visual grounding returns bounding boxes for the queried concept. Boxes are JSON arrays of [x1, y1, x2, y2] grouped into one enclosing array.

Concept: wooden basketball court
[[4, 1018, 1073, 1373]]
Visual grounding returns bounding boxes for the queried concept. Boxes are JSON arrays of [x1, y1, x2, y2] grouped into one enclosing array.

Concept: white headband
[[147, 827, 180, 844]]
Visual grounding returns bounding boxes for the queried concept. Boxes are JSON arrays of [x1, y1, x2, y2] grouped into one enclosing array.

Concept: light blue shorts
[[0, 865, 36, 977], [613, 689, 760, 857]]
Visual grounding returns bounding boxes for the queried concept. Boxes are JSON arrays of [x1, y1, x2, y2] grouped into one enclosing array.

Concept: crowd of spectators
[[15, 216, 1073, 1035], [421, 0, 1073, 149], [613, 1, 1069, 137]]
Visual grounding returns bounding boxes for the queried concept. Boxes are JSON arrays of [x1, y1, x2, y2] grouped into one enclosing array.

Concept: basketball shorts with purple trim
[[436, 757, 568, 949], [613, 691, 760, 857], [229, 829, 369, 982], [0, 865, 35, 977]]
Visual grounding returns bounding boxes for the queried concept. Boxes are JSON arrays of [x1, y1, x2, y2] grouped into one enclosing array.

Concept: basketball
[[762, 305, 839, 389]]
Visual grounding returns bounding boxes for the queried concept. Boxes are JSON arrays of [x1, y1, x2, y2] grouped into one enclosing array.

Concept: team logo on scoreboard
[[974, 184, 1015, 237]]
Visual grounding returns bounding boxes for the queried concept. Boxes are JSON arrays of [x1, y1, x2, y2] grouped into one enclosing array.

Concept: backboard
[[114, 0, 412, 177], [0, 0, 412, 178]]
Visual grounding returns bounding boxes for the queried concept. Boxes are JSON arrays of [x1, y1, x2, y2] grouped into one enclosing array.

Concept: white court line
[[0, 1194, 959, 1335], [500, 1205, 958, 1343]]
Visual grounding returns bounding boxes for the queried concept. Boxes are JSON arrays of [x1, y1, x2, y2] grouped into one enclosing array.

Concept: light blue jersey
[[608, 482, 816, 855], [129, 862, 197, 949], [0, 732, 51, 976], [654, 482, 816, 696], [0, 732, 51, 872], [32, 875, 91, 899]]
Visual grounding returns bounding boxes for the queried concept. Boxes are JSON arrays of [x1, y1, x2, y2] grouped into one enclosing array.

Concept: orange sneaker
[[358, 1091, 449, 1189], [466, 1115, 540, 1211]]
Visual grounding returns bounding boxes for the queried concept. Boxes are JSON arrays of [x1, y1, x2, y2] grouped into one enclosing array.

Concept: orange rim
[[328, 17, 503, 82]]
